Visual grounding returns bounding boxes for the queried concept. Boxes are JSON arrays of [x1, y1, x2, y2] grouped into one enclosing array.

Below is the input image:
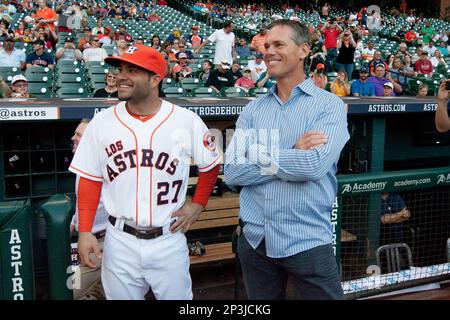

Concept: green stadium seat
[[28, 84, 52, 98], [162, 87, 189, 97], [249, 87, 269, 97], [192, 87, 219, 97], [56, 86, 89, 98], [220, 86, 248, 97], [180, 77, 201, 92]]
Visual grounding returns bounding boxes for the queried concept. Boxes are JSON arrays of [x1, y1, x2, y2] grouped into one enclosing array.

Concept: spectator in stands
[[405, 27, 418, 45], [36, 0, 57, 31], [55, 37, 82, 62], [389, 57, 410, 91], [0, 19, 13, 38], [245, 18, 257, 30], [320, 19, 342, 72], [350, 66, 375, 97], [147, 11, 161, 22], [419, 20, 435, 44], [414, 51, 433, 76], [196, 21, 235, 67], [93, 69, 118, 98], [369, 51, 388, 76], [231, 59, 242, 82], [366, 11, 381, 36], [386, 54, 395, 70], [417, 83, 429, 97], [250, 25, 267, 54], [335, 30, 356, 81], [92, 19, 105, 36], [423, 40, 438, 57], [430, 49, 448, 70], [383, 81, 394, 97], [78, 28, 93, 51], [330, 70, 350, 97], [22, 28, 33, 43], [186, 25, 203, 50], [66, 6, 82, 33], [234, 66, 254, 93], [367, 64, 401, 96], [235, 38, 251, 59], [14, 21, 26, 41], [311, 63, 328, 89], [435, 81, 450, 132], [247, 51, 267, 83], [395, 42, 408, 58], [0, 74, 30, 98], [198, 59, 212, 83], [98, 27, 113, 46], [165, 27, 181, 45], [361, 40, 376, 61], [309, 46, 326, 73], [83, 36, 108, 63], [114, 24, 133, 43], [402, 54, 416, 79], [256, 70, 276, 89], [206, 60, 235, 92], [411, 46, 424, 64], [150, 35, 161, 51], [380, 192, 411, 245], [0, 36, 26, 69], [395, 25, 407, 42], [114, 37, 129, 57], [438, 41, 449, 57], [175, 41, 194, 64], [172, 52, 193, 82], [25, 39, 54, 69]]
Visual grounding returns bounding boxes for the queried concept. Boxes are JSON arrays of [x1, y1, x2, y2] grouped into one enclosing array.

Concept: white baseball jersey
[[69, 100, 221, 228], [71, 175, 108, 234]]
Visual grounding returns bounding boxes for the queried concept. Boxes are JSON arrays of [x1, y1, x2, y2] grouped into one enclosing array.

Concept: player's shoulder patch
[[202, 130, 216, 152]]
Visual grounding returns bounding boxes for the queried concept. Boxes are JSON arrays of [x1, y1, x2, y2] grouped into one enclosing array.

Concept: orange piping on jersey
[[114, 105, 140, 225], [69, 165, 103, 180], [149, 103, 175, 226], [197, 155, 221, 171]]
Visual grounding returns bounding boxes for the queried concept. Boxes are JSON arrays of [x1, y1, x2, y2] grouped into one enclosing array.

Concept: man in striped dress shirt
[[224, 20, 349, 300]]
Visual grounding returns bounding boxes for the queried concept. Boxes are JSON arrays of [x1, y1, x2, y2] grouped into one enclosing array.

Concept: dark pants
[[237, 235, 343, 300], [325, 48, 338, 72]]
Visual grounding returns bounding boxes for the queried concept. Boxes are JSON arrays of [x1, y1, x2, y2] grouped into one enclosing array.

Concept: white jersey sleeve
[[69, 118, 104, 182], [207, 29, 218, 43], [192, 115, 222, 172]]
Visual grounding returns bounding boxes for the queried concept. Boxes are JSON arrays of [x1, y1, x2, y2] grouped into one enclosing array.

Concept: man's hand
[[78, 232, 101, 269], [438, 80, 449, 102], [170, 202, 203, 233], [295, 130, 328, 150]]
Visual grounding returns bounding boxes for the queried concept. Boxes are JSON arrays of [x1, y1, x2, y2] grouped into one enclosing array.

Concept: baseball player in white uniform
[[70, 119, 108, 300], [69, 44, 221, 300]]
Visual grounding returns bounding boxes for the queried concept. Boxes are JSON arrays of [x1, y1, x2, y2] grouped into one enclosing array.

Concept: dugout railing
[[335, 167, 450, 299]]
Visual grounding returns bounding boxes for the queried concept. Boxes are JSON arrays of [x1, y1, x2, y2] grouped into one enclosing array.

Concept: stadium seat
[[162, 87, 188, 97], [220, 87, 248, 97], [161, 78, 178, 89], [28, 84, 52, 98], [191, 87, 219, 97], [180, 77, 201, 92], [56, 74, 86, 87], [249, 87, 269, 97], [56, 86, 89, 98]]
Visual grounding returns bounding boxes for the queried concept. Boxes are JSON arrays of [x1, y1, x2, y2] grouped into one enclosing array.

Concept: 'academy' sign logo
[[437, 174, 450, 185], [341, 181, 387, 194]]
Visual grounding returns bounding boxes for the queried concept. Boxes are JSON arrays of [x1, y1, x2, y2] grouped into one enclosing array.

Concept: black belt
[[108, 216, 164, 240]]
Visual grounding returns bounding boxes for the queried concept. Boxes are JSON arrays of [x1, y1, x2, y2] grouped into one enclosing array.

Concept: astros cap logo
[[126, 46, 138, 54]]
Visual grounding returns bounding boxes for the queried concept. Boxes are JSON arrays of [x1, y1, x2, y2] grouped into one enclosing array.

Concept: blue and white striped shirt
[[224, 78, 349, 258]]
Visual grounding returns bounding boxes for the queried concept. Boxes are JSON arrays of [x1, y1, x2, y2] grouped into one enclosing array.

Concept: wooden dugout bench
[[188, 192, 240, 265]]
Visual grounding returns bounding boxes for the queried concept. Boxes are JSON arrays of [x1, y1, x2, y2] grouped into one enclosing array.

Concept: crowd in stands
[[0, 0, 449, 98]]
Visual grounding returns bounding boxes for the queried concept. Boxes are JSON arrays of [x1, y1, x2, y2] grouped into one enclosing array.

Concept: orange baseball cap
[[104, 44, 166, 78]]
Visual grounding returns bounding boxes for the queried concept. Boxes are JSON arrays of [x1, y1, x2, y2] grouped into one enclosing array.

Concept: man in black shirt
[[205, 60, 235, 93]]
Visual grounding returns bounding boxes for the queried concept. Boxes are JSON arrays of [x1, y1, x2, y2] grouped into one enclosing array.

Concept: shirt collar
[[269, 77, 317, 98]]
